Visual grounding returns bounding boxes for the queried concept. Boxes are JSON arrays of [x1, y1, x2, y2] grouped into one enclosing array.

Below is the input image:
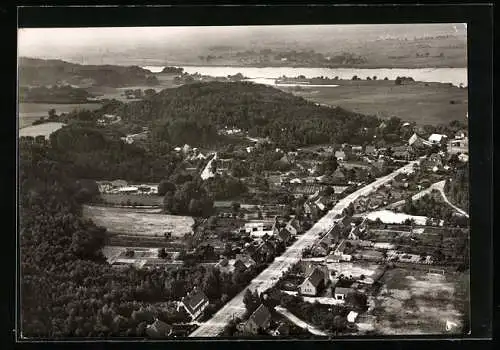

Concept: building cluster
[[97, 179, 158, 195]]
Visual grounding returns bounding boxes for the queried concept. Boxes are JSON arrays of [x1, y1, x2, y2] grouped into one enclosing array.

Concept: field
[[19, 102, 102, 128], [100, 193, 162, 207], [326, 261, 383, 282], [18, 122, 66, 138], [281, 80, 467, 125], [369, 267, 469, 335], [83, 205, 194, 238]]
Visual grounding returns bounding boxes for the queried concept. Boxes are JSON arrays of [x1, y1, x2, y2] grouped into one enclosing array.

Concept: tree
[[158, 180, 176, 196], [158, 248, 168, 259], [395, 77, 402, 85], [48, 108, 57, 120]]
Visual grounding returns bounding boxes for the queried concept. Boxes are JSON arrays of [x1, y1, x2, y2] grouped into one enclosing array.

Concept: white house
[[428, 133, 448, 144], [244, 221, 276, 237], [347, 311, 359, 323]]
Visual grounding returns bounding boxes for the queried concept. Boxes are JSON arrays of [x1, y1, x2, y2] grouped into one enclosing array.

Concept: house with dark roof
[[244, 304, 272, 335], [234, 254, 256, 271], [300, 267, 329, 296], [146, 319, 173, 338], [177, 288, 209, 320]]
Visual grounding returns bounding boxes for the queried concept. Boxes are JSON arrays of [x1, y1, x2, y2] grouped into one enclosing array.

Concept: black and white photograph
[[17, 14, 477, 340]]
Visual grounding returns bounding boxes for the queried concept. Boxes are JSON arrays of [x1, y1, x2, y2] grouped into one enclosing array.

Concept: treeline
[[43, 123, 184, 182], [19, 57, 159, 88], [19, 85, 95, 103], [444, 163, 469, 212]]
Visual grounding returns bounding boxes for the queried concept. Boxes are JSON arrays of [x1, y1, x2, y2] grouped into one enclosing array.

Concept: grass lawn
[[370, 267, 469, 335], [281, 80, 467, 126], [83, 205, 194, 238]]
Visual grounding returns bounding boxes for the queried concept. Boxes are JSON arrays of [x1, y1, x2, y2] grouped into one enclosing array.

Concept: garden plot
[[370, 267, 469, 335], [83, 205, 194, 238]]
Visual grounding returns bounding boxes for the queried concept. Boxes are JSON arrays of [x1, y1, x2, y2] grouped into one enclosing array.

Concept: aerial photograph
[[18, 23, 469, 339]]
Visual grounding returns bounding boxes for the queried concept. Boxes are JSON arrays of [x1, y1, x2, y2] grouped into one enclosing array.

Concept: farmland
[[19, 102, 102, 128], [369, 267, 469, 335], [100, 193, 163, 207], [18, 122, 66, 138], [83, 205, 194, 238], [280, 80, 467, 125]]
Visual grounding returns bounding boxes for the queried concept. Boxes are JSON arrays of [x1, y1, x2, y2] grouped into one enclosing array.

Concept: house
[[347, 311, 359, 323], [285, 218, 302, 236], [458, 153, 469, 162], [455, 130, 467, 139], [111, 179, 128, 188], [351, 145, 363, 154], [177, 288, 209, 320], [311, 243, 329, 257], [334, 287, 354, 301], [408, 133, 432, 148], [335, 150, 347, 162], [244, 221, 276, 237], [448, 138, 469, 154], [365, 145, 377, 156], [331, 168, 346, 182], [425, 153, 444, 169], [300, 267, 327, 296], [428, 133, 448, 144], [314, 196, 328, 211], [244, 304, 272, 335], [146, 319, 173, 338], [234, 254, 256, 271]]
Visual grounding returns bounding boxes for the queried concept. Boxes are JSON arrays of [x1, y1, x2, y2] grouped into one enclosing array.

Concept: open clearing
[[83, 205, 194, 238], [19, 102, 102, 128], [281, 81, 467, 125], [18, 122, 66, 138], [369, 267, 469, 335]]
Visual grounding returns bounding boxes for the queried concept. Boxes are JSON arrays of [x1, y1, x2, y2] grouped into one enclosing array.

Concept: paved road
[[189, 160, 418, 337], [275, 306, 328, 336]]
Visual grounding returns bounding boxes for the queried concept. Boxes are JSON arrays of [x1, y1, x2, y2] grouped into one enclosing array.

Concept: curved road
[[189, 160, 419, 337]]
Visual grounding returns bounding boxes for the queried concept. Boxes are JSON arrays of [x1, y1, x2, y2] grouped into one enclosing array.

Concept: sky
[[18, 24, 467, 64]]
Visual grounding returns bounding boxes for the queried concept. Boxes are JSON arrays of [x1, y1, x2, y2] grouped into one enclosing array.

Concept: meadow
[[18, 122, 66, 138], [281, 80, 467, 125], [19, 102, 102, 128], [369, 267, 469, 335], [83, 205, 194, 238]]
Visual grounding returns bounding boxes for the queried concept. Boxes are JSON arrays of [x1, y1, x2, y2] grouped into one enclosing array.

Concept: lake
[[18, 102, 103, 129], [144, 65, 467, 87]]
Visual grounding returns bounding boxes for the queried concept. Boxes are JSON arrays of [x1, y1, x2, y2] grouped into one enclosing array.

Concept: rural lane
[[189, 160, 419, 337], [274, 306, 328, 336]]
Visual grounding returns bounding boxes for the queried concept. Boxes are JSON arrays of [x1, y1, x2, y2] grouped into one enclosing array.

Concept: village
[[88, 122, 469, 338]]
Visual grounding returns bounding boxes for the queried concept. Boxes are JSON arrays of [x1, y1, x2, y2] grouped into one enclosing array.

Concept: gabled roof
[[146, 319, 172, 337], [248, 304, 271, 328], [287, 218, 301, 230], [278, 228, 291, 241], [182, 289, 208, 315], [235, 254, 256, 268], [304, 267, 325, 288]]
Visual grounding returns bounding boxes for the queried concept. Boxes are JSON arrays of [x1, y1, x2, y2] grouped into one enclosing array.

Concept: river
[[144, 65, 467, 87]]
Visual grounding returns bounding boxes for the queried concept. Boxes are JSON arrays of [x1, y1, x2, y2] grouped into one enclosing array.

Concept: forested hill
[[113, 81, 380, 147], [18, 57, 159, 88]]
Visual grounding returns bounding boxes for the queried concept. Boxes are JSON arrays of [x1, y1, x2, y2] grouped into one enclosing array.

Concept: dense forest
[[43, 123, 183, 182], [19, 85, 95, 103], [107, 81, 381, 147], [19, 57, 159, 88], [19, 141, 263, 337]]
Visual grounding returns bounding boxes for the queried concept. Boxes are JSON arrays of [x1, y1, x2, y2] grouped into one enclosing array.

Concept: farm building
[[177, 288, 209, 320], [244, 220, 277, 237], [428, 133, 448, 144], [448, 138, 469, 154], [244, 304, 272, 335]]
